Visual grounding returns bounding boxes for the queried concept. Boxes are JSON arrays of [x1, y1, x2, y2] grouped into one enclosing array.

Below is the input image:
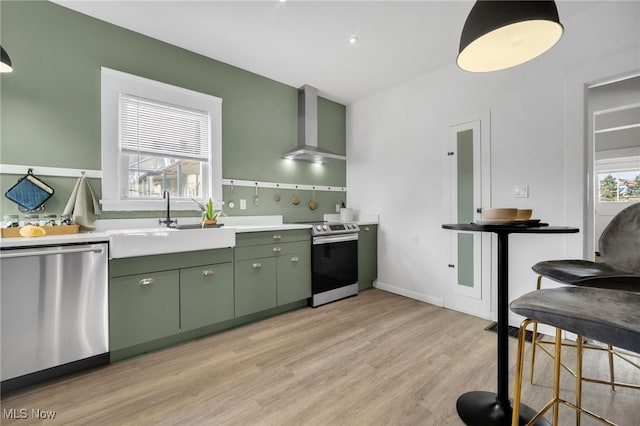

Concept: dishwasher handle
[[0, 245, 106, 259]]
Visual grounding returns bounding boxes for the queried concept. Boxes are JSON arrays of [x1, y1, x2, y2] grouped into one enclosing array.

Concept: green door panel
[[358, 225, 378, 290], [234, 258, 277, 317], [110, 270, 180, 350], [276, 247, 311, 305], [457, 233, 475, 288], [180, 262, 234, 331]]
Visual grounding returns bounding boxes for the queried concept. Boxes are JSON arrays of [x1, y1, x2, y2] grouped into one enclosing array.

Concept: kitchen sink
[[174, 223, 223, 230], [108, 226, 235, 258]]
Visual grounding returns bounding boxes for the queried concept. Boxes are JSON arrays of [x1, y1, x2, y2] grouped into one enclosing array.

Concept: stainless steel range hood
[[282, 85, 346, 163]]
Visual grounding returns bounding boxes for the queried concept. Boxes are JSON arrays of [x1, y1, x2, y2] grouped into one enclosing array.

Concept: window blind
[[119, 93, 210, 161]]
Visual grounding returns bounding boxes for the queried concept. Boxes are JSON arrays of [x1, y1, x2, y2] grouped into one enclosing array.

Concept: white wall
[[346, 1, 640, 325]]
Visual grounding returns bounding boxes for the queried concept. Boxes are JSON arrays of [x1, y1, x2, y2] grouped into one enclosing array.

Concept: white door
[[444, 115, 492, 319]]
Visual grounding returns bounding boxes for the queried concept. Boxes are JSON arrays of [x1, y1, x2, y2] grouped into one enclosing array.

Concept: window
[[101, 68, 222, 211], [597, 166, 640, 203]]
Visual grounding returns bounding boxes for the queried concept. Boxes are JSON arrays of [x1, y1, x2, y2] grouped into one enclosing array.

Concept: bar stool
[[529, 203, 640, 390], [511, 287, 640, 426]]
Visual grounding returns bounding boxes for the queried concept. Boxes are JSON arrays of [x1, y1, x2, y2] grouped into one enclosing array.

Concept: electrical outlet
[[514, 184, 529, 198], [336, 204, 340, 213], [240, 199, 247, 210], [412, 235, 419, 246]]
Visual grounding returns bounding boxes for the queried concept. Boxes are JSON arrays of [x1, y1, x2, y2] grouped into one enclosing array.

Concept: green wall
[[0, 1, 346, 222]]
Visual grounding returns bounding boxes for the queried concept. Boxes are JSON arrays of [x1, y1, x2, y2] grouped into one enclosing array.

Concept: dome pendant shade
[[457, 1, 563, 72], [1, 46, 13, 73]]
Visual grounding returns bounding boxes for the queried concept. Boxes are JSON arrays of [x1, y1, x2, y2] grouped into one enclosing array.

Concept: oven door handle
[[313, 234, 358, 245]]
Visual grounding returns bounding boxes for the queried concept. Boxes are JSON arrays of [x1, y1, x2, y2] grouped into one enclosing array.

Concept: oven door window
[[312, 239, 358, 293]]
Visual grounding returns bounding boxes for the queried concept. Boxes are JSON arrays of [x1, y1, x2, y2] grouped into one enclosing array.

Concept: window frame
[[101, 67, 222, 211]]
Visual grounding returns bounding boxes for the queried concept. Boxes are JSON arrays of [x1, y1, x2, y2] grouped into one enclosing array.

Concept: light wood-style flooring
[[2, 289, 638, 425]]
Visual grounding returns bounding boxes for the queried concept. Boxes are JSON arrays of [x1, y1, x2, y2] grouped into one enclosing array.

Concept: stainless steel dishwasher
[[1, 242, 109, 393]]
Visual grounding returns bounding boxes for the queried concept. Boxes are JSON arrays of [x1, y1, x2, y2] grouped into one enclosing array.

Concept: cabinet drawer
[[234, 257, 277, 317], [180, 263, 234, 332], [235, 240, 310, 261], [235, 229, 310, 247], [110, 248, 233, 277], [110, 270, 180, 350]]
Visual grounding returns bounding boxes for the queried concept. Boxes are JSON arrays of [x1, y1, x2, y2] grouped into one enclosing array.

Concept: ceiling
[[51, 0, 600, 105]]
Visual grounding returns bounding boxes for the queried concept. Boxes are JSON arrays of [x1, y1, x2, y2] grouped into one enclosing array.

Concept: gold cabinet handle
[[273, 234, 282, 240], [364, 227, 370, 231], [202, 269, 214, 276], [252, 262, 262, 269], [291, 256, 299, 262], [139, 278, 154, 286], [272, 247, 281, 253]]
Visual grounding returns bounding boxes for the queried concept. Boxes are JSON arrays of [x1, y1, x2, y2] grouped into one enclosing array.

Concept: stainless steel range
[[310, 222, 359, 307]]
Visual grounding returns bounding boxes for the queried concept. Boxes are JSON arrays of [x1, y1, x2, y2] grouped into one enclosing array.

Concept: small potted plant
[[194, 197, 223, 226]]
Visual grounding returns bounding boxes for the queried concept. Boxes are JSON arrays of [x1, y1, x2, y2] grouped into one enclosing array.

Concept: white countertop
[[0, 216, 312, 250], [0, 232, 111, 249], [0, 214, 375, 250]]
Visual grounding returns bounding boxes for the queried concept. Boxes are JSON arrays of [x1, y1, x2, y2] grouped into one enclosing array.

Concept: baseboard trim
[[374, 281, 444, 307]]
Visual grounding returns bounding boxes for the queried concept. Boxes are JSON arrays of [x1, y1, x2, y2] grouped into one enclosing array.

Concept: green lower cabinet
[[277, 249, 311, 305], [180, 262, 234, 332], [234, 257, 277, 317], [358, 224, 378, 290], [110, 270, 180, 351]]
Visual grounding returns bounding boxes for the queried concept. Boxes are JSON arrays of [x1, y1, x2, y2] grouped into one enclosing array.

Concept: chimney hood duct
[[282, 85, 346, 163]]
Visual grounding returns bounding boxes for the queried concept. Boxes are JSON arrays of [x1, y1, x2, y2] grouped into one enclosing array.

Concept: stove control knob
[[316, 225, 323, 231], [322, 225, 328, 231], [347, 224, 352, 229]]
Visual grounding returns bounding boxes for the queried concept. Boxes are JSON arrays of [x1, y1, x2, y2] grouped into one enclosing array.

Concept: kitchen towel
[[63, 175, 102, 232], [5, 170, 54, 210]]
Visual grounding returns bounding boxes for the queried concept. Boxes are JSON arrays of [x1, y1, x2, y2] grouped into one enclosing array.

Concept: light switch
[[240, 199, 247, 210], [514, 184, 529, 198]]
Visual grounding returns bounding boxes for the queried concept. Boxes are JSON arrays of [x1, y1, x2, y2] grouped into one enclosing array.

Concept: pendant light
[[457, 1, 563, 73], [1, 46, 13, 73]]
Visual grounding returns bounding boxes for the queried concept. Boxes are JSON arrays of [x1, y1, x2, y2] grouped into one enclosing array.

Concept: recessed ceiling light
[[348, 35, 359, 45], [279, 0, 287, 3]]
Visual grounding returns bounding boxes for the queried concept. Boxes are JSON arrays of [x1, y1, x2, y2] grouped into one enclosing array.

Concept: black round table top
[[442, 223, 579, 234]]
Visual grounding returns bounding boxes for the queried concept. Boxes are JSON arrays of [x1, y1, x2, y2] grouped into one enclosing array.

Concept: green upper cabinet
[[358, 225, 378, 291]]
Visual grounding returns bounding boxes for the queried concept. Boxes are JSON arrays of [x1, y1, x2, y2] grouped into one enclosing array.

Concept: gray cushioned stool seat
[[511, 287, 640, 354], [531, 202, 640, 292], [531, 260, 640, 291]]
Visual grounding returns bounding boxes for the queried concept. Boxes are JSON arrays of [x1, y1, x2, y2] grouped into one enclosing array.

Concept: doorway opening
[[586, 74, 640, 257]]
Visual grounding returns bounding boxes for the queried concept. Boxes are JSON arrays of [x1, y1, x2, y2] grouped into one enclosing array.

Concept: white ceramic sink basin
[[108, 226, 236, 258]]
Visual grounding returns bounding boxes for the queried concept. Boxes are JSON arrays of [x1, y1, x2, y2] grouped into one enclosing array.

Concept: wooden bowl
[[516, 209, 533, 220], [482, 208, 517, 221]]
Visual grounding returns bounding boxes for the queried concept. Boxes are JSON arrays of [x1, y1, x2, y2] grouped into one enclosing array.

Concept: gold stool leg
[[607, 344, 616, 391], [529, 275, 543, 384], [512, 319, 533, 426], [576, 336, 583, 426], [552, 327, 562, 426]]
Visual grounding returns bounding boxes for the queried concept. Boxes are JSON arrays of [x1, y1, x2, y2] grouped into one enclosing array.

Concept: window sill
[[100, 199, 201, 212]]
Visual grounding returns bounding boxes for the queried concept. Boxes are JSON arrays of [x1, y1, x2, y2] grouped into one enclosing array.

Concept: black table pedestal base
[[456, 391, 550, 426]]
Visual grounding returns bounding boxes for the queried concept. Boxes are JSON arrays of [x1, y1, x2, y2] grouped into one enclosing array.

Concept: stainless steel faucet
[[159, 190, 177, 227]]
